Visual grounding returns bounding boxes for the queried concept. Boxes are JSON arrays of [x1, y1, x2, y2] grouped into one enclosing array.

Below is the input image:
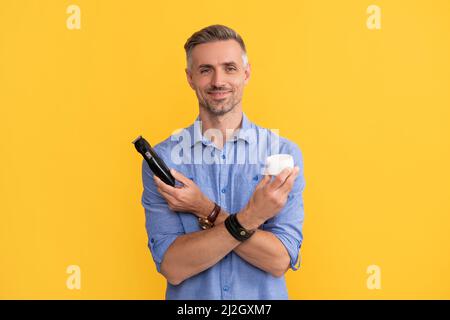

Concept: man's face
[[186, 40, 250, 116]]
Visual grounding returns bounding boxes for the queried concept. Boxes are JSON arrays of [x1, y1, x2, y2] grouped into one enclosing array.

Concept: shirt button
[[221, 188, 226, 194], [253, 175, 259, 181], [222, 154, 226, 159], [150, 238, 154, 244], [223, 286, 229, 292]]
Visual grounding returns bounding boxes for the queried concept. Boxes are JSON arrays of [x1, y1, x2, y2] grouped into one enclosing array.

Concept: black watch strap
[[224, 214, 255, 242]]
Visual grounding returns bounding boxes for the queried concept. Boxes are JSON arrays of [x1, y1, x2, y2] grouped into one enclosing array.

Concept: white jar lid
[[263, 154, 294, 176]]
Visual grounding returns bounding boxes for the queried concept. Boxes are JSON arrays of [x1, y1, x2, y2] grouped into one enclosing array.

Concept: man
[[141, 25, 305, 299]]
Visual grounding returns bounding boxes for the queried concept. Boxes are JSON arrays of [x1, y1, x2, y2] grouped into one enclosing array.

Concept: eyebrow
[[198, 62, 238, 69]]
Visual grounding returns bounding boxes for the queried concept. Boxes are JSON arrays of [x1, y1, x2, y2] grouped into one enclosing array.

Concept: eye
[[226, 66, 237, 72], [200, 69, 211, 74]]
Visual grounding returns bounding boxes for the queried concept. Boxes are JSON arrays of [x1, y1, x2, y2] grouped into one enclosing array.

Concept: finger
[[158, 187, 178, 205], [256, 174, 271, 190], [154, 174, 177, 195], [269, 167, 294, 190], [170, 168, 192, 186], [279, 166, 300, 194]]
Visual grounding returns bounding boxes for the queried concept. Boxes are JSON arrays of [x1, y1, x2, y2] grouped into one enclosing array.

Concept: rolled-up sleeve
[[141, 147, 184, 273], [262, 142, 305, 271]]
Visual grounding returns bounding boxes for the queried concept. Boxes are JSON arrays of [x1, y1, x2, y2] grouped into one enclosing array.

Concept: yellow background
[[1, 0, 449, 299]]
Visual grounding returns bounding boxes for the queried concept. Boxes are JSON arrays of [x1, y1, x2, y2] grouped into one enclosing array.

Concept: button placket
[[220, 144, 232, 299]]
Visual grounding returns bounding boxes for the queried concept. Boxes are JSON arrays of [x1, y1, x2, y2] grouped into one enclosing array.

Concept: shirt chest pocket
[[231, 173, 261, 212]]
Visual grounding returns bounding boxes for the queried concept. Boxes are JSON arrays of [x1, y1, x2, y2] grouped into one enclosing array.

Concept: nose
[[211, 69, 226, 87]]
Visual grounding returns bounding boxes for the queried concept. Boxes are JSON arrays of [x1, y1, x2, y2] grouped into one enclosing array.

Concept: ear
[[244, 63, 251, 85], [185, 68, 195, 90]]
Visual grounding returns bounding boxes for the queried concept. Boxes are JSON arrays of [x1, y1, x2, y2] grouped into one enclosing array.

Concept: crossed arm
[[154, 168, 299, 285], [160, 209, 291, 285]]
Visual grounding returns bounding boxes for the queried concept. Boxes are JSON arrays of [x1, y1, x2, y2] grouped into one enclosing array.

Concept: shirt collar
[[188, 112, 253, 148]]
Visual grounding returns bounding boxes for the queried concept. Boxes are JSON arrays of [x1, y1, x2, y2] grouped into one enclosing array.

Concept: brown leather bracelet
[[198, 202, 221, 230]]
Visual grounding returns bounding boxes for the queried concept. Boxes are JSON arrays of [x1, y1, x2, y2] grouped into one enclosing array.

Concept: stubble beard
[[199, 90, 241, 117]]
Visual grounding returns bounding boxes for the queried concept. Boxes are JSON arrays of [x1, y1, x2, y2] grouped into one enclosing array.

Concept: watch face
[[198, 217, 213, 229]]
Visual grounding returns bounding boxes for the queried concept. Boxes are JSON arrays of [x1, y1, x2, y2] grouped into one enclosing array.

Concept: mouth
[[208, 91, 232, 99]]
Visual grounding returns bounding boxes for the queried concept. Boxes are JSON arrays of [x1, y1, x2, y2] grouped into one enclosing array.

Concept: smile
[[208, 91, 231, 99]]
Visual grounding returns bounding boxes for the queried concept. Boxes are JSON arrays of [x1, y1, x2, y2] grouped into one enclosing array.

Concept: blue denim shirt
[[141, 112, 305, 300]]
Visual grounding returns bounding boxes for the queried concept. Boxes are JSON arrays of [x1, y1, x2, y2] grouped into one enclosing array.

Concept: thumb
[[170, 168, 191, 186]]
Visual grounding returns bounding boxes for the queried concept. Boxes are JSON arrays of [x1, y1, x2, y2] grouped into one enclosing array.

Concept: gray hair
[[184, 24, 248, 71]]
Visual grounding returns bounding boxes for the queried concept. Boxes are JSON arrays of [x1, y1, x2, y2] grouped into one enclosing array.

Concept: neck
[[199, 106, 243, 149]]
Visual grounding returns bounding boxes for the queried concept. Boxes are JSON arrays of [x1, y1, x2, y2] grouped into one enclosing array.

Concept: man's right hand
[[237, 166, 300, 230]]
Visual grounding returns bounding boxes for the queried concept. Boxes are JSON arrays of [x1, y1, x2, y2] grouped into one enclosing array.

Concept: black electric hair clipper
[[132, 135, 176, 187]]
